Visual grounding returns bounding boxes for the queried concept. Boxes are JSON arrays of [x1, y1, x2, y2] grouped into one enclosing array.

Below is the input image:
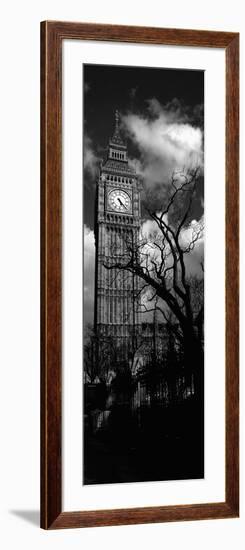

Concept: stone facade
[[94, 112, 141, 363]]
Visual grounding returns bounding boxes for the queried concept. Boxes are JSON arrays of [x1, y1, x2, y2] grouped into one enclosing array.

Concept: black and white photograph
[[0, 2, 240, 543], [83, 63, 204, 485]]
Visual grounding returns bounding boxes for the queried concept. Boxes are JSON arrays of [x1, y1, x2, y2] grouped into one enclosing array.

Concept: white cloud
[[84, 135, 99, 178], [180, 217, 204, 277], [122, 100, 203, 190], [141, 214, 167, 240], [84, 225, 95, 326]]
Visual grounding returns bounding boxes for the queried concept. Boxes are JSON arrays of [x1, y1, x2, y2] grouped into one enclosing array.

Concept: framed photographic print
[[41, 21, 239, 529]]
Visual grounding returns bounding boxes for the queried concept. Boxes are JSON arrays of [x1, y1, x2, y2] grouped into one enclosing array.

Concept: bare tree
[[104, 167, 204, 398], [84, 324, 118, 384]]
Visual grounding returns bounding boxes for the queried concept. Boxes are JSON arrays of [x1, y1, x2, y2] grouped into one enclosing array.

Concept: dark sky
[[83, 64, 204, 231]]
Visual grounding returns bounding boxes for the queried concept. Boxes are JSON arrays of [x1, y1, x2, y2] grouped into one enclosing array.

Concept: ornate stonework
[[94, 112, 141, 363]]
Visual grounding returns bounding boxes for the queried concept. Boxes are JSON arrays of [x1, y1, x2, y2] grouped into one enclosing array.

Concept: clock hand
[[118, 198, 126, 208]]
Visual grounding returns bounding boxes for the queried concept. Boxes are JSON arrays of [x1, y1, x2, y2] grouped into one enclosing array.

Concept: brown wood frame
[[41, 20, 239, 530]]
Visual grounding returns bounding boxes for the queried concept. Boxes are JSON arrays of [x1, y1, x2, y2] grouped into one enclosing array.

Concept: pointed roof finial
[[115, 109, 119, 128], [111, 109, 125, 147]]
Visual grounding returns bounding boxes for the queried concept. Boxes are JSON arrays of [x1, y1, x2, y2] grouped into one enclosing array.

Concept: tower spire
[[115, 109, 119, 130], [110, 109, 125, 146]]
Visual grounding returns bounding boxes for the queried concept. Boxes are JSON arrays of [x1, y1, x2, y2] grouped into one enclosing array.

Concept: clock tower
[[94, 111, 141, 364]]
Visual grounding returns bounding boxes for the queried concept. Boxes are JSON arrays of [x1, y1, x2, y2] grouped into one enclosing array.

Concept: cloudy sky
[[83, 64, 204, 326]]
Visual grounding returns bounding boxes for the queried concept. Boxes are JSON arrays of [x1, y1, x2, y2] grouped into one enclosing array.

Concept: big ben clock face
[[108, 189, 131, 213]]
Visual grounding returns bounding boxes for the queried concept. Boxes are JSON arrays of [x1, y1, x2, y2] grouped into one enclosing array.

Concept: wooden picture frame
[[40, 20, 239, 529]]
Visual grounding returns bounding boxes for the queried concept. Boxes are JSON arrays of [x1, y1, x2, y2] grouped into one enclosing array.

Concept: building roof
[[101, 110, 136, 177]]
